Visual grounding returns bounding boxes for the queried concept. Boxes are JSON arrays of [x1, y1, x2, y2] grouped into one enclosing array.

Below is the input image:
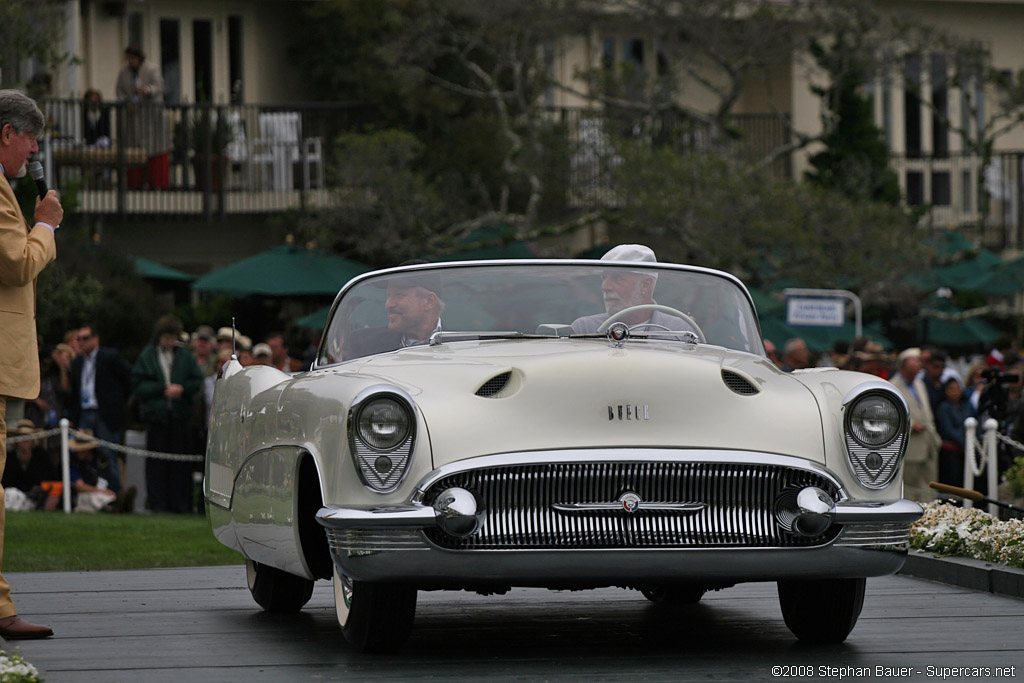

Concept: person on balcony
[[82, 89, 110, 148], [115, 46, 169, 190]]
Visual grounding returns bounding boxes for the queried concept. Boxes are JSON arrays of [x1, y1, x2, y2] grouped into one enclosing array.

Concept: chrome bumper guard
[[316, 494, 923, 585]]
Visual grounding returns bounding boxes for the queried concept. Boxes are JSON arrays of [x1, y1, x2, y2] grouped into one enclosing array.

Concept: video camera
[[978, 367, 1021, 421]]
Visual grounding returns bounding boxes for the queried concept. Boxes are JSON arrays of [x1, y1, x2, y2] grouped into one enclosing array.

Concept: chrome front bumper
[[317, 451, 923, 587], [316, 495, 923, 586]]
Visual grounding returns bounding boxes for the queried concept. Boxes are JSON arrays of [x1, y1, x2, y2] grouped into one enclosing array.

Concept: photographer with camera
[[890, 348, 941, 502]]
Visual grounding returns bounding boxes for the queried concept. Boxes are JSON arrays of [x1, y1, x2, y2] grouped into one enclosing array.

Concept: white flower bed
[[910, 501, 1024, 569], [0, 651, 40, 683]]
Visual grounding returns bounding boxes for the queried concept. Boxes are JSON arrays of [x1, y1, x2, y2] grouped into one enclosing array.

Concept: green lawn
[[3, 511, 244, 572]]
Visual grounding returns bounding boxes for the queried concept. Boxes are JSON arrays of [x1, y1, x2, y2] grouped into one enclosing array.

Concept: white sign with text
[[785, 297, 846, 327]]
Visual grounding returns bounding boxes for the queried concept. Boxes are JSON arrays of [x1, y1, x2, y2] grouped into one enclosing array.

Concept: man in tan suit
[[0, 89, 63, 639], [889, 347, 941, 503]]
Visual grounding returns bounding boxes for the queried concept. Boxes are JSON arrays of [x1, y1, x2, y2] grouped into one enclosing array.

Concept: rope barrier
[[995, 431, 1024, 456], [6, 420, 204, 514], [6, 425, 203, 462]]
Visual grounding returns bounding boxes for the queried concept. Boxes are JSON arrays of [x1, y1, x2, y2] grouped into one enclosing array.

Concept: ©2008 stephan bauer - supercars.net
[[205, 254, 923, 652]]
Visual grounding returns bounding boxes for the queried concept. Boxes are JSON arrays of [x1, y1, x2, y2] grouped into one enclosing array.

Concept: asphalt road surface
[[5, 565, 1022, 682]]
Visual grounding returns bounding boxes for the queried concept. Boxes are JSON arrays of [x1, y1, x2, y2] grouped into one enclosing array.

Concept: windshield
[[318, 262, 763, 365]]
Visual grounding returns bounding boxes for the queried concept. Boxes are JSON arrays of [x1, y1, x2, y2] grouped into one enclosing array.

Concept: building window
[[229, 16, 244, 104], [962, 169, 973, 213], [622, 38, 644, 68], [160, 19, 181, 105], [906, 171, 924, 205], [127, 12, 143, 51], [904, 54, 922, 158], [193, 20, 213, 102], [932, 171, 951, 206], [602, 38, 615, 68]]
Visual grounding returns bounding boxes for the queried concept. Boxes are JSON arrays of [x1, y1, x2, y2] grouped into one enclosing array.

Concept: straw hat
[[13, 419, 41, 435], [69, 429, 99, 453]]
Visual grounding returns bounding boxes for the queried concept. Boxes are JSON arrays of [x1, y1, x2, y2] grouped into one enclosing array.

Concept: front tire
[[777, 578, 866, 643], [334, 567, 417, 653], [246, 559, 314, 613]]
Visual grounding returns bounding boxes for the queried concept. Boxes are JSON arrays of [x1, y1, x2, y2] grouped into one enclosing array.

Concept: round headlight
[[848, 394, 902, 447], [356, 398, 411, 450]]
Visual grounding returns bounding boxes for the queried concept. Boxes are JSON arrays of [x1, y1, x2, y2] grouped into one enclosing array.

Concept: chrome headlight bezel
[[842, 383, 910, 490], [348, 386, 416, 493]]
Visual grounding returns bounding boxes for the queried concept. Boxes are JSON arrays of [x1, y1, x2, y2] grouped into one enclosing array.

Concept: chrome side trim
[[831, 499, 923, 524]]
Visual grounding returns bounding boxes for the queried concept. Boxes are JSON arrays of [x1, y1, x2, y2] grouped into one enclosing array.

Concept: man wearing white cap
[[571, 244, 693, 335]]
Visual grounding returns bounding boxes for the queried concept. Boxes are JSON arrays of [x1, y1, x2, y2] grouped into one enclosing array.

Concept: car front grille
[[422, 462, 840, 550]]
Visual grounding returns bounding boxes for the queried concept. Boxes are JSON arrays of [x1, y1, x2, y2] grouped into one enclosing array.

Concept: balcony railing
[[37, 98, 376, 220], [38, 99, 794, 221]]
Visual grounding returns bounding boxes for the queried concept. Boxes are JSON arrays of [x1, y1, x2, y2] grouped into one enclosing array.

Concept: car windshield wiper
[[428, 331, 553, 345], [569, 330, 700, 344]]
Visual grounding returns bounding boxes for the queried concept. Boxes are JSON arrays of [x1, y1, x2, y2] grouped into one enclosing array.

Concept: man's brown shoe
[[0, 616, 53, 639]]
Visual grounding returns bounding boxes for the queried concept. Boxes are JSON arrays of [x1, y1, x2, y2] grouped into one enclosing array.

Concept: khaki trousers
[[0, 396, 19, 618]]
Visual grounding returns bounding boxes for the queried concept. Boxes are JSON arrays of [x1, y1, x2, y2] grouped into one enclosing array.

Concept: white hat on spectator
[[897, 347, 921, 364], [252, 343, 272, 358]]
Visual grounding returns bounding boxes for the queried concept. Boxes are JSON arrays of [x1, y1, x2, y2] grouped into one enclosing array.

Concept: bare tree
[[379, 0, 570, 236], [0, 0, 68, 88]]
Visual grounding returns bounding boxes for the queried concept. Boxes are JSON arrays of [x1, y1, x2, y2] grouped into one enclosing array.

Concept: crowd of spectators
[[766, 334, 1024, 503], [2, 317, 313, 514]]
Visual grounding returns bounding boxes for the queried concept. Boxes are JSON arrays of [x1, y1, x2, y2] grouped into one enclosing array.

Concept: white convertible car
[[205, 258, 922, 652]]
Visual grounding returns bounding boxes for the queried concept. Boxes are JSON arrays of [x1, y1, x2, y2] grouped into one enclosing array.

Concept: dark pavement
[[3, 559, 1022, 682]]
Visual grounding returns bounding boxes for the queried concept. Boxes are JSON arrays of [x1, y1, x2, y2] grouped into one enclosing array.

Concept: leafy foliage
[[34, 227, 164, 359], [609, 142, 924, 300], [805, 33, 901, 205], [0, 0, 68, 87]]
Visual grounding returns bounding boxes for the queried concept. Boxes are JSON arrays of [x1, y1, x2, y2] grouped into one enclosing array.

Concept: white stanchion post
[[963, 417, 977, 507], [60, 418, 71, 513], [984, 418, 1000, 516]]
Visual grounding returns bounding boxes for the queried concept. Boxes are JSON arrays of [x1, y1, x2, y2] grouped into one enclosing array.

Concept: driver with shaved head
[[571, 245, 693, 335]]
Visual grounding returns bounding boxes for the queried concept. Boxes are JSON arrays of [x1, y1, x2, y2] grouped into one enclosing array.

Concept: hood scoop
[[722, 369, 760, 395], [476, 371, 513, 398]]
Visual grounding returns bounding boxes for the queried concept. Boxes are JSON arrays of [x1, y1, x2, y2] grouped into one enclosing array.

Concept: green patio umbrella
[[959, 254, 1024, 295], [908, 248, 1002, 291], [131, 256, 195, 281], [436, 223, 535, 261], [918, 294, 1004, 346], [296, 306, 331, 330], [925, 229, 975, 259], [191, 244, 371, 296]]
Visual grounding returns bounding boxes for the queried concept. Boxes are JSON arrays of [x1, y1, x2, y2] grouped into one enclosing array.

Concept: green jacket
[[131, 344, 203, 424]]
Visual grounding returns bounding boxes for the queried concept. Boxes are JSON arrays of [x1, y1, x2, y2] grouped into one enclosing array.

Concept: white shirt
[[81, 348, 99, 409]]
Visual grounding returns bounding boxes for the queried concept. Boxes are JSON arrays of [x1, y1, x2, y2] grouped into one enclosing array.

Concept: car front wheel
[[245, 558, 314, 612], [777, 577, 866, 643], [334, 567, 417, 653]]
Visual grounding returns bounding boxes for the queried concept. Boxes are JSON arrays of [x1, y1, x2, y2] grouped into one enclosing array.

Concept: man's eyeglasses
[[77, 333, 94, 341]]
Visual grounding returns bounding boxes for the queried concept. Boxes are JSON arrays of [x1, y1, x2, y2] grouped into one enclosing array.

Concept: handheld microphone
[[27, 161, 48, 198]]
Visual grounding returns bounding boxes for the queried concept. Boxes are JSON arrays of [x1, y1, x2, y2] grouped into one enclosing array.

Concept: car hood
[[349, 339, 826, 469]]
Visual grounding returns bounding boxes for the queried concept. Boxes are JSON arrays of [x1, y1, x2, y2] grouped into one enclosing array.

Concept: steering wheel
[[596, 304, 705, 343]]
